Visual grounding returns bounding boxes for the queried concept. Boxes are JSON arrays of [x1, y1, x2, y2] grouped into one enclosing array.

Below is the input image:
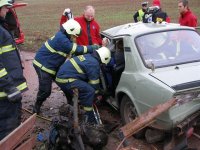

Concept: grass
[[15, 0, 200, 52]]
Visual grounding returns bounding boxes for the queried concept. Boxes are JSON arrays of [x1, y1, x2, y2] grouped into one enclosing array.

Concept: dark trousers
[[0, 99, 22, 140], [33, 65, 54, 103], [56, 80, 95, 107]]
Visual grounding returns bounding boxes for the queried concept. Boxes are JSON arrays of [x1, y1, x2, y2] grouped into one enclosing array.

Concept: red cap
[[152, 0, 161, 7]]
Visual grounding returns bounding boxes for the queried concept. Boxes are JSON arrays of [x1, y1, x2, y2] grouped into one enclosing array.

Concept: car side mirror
[[146, 61, 155, 72]]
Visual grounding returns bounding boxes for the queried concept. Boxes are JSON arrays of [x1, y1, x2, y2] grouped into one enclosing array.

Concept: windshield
[[136, 30, 200, 68]]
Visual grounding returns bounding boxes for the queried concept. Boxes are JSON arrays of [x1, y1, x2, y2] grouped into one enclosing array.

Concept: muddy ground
[[21, 51, 200, 150]]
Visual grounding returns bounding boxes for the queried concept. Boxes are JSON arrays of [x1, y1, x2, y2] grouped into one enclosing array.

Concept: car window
[[135, 30, 200, 68]]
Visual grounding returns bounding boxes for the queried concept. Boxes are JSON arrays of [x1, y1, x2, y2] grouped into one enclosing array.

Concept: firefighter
[[0, 0, 28, 140], [33, 19, 99, 114], [133, 1, 148, 22], [55, 47, 111, 124]]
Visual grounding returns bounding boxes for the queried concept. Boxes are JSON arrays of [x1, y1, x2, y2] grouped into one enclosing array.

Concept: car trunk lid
[[150, 64, 200, 91]]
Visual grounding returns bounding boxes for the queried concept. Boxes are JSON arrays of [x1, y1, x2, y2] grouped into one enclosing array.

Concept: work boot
[[33, 101, 43, 114]]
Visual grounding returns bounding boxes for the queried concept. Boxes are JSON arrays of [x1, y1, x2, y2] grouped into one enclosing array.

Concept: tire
[[120, 95, 146, 139]]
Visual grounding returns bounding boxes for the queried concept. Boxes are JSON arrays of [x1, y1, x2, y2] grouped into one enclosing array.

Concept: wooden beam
[[120, 98, 177, 138], [0, 113, 36, 150], [15, 136, 36, 150]]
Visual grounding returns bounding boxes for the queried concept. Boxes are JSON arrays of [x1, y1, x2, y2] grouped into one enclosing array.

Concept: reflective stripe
[[7, 90, 20, 98], [33, 59, 56, 75], [0, 91, 7, 97], [70, 58, 84, 74], [0, 68, 7, 78], [70, 43, 77, 54], [55, 77, 76, 83], [89, 79, 100, 84], [138, 9, 144, 21], [83, 46, 87, 53], [95, 90, 99, 94], [0, 82, 28, 98], [45, 41, 67, 57], [50, 36, 55, 40], [0, 45, 15, 54], [83, 106, 93, 111], [17, 82, 28, 91]]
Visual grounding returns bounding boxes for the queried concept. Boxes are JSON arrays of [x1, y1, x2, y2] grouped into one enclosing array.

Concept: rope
[[22, 108, 52, 122]]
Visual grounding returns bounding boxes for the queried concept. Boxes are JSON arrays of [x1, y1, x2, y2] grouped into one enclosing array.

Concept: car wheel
[[120, 95, 146, 138]]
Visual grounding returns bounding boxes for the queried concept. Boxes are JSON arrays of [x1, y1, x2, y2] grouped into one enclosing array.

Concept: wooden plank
[[15, 136, 36, 150], [0, 114, 36, 150], [13, 128, 34, 149], [120, 98, 177, 138]]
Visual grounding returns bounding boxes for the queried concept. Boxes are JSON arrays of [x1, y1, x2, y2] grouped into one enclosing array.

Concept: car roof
[[101, 22, 195, 38]]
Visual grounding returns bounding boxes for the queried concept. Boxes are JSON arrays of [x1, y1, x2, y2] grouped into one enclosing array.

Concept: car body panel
[[101, 22, 200, 131], [150, 63, 200, 87]]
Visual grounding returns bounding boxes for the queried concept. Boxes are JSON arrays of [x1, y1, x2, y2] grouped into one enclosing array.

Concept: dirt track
[[21, 51, 200, 150]]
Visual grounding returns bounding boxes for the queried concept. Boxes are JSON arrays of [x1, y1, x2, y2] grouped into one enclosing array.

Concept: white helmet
[[0, 0, 12, 8], [96, 47, 111, 65], [62, 19, 81, 37]]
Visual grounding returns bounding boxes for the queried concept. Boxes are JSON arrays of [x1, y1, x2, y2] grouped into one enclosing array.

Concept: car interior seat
[[112, 40, 125, 93]]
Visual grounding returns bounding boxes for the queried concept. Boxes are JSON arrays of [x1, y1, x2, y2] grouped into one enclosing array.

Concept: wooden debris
[[0, 113, 36, 150]]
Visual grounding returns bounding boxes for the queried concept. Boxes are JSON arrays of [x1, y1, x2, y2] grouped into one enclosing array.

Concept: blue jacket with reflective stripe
[[34, 27, 95, 74], [56, 54, 100, 90], [0, 18, 27, 95]]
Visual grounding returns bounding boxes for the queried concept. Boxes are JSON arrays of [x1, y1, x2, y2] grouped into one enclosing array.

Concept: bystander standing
[[178, 0, 197, 27], [133, 1, 148, 23], [60, 5, 107, 46]]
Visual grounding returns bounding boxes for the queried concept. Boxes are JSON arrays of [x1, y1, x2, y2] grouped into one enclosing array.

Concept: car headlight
[[174, 92, 200, 107]]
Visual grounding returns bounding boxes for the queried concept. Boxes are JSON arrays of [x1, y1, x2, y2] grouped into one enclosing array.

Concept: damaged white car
[[100, 22, 200, 149]]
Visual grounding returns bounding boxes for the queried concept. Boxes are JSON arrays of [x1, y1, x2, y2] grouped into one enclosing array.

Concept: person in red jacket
[[178, 0, 197, 27], [60, 5, 105, 46]]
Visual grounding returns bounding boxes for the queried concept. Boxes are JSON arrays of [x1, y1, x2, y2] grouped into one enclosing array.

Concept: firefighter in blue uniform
[[0, 0, 28, 140], [33, 19, 99, 114], [55, 47, 111, 124]]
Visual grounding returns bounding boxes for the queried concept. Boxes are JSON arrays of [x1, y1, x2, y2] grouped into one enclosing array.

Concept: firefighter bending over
[[55, 47, 111, 124], [32, 19, 99, 114]]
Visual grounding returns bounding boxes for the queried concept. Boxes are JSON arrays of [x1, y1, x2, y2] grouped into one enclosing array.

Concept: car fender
[[116, 86, 140, 115]]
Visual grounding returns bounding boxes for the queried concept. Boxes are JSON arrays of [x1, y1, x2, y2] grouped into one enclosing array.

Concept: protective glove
[[93, 94, 103, 105], [91, 45, 100, 51], [63, 8, 73, 19], [6, 87, 22, 103], [102, 37, 111, 47], [93, 90, 110, 105]]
